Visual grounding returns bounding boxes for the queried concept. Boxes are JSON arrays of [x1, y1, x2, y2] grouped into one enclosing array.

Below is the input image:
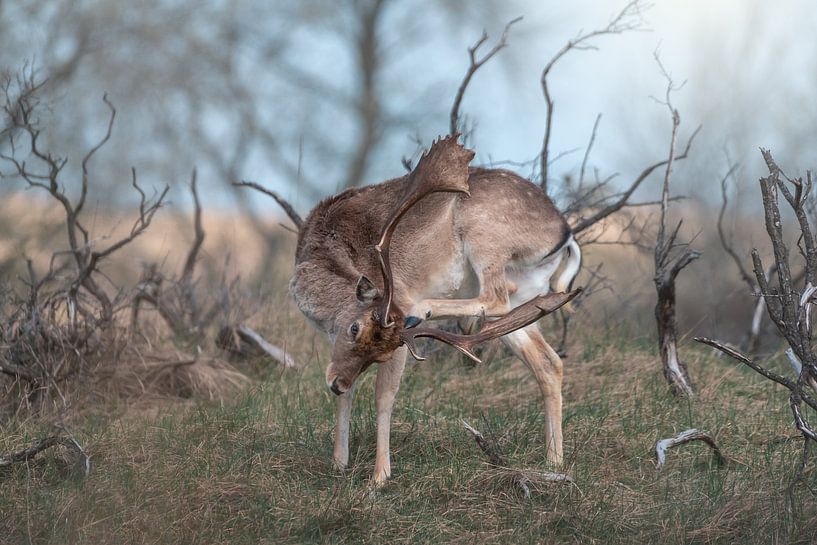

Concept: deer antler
[[400, 290, 582, 362], [374, 134, 475, 326]]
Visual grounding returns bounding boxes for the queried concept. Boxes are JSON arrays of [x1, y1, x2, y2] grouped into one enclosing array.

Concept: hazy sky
[[3, 0, 816, 214], [393, 0, 817, 209]]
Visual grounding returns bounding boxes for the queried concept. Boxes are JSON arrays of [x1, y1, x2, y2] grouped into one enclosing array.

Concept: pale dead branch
[[652, 58, 698, 396], [655, 428, 724, 468], [216, 324, 297, 369], [461, 419, 573, 498], [0, 435, 90, 475]]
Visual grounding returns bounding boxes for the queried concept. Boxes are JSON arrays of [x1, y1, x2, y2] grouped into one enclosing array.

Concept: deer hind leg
[[373, 346, 408, 484], [408, 265, 511, 321], [501, 325, 564, 466], [333, 383, 356, 469]]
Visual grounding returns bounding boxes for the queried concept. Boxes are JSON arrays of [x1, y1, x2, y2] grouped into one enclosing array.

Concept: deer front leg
[[409, 297, 511, 321], [333, 383, 356, 469], [372, 346, 408, 484], [407, 267, 510, 322]]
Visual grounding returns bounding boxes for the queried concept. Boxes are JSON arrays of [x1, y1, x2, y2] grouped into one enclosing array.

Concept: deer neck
[[291, 176, 461, 333]]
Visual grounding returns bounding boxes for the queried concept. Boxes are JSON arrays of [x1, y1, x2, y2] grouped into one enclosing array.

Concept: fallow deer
[[289, 135, 581, 483]]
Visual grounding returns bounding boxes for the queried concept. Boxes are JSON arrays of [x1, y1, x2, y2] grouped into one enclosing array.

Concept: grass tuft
[[2, 324, 817, 544]]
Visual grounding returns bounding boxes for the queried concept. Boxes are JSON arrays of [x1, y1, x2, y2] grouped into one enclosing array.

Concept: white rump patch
[[506, 251, 563, 307]]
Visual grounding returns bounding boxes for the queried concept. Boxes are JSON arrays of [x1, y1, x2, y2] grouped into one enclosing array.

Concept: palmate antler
[[401, 290, 581, 362], [373, 134, 580, 361], [374, 134, 475, 327]]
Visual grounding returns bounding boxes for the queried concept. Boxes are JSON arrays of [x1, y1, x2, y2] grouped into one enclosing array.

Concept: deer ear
[[355, 275, 380, 303]]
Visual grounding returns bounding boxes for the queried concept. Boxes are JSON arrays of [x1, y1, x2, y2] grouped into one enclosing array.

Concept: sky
[[3, 0, 817, 216], [380, 0, 817, 211]]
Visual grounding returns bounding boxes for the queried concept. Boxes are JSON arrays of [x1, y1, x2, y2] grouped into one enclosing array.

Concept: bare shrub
[[0, 69, 261, 416], [697, 149, 817, 512]]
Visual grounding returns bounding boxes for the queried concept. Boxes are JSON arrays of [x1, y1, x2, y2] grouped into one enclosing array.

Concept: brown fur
[[291, 168, 569, 388], [289, 140, 575, 481]]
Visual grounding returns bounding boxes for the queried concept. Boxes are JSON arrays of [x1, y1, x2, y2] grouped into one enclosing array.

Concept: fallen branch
[[0, 435, 90, 474], [655, 428, 724, 468], [461, 419, 573, 498], [462, 418, 505, 465], [216, 324, 297, 368]]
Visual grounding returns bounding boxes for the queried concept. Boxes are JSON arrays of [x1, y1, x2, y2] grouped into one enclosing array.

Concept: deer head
[[325, 135, 580, 395]]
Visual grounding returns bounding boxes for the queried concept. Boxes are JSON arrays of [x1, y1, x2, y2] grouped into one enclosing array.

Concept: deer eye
[[349, 322, 360, 339]]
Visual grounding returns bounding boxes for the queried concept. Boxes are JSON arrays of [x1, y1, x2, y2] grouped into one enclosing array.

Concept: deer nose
[[330, 378, 343, 396]]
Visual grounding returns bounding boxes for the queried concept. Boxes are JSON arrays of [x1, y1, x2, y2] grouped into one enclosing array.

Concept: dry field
[[1, 194, 815, 544]]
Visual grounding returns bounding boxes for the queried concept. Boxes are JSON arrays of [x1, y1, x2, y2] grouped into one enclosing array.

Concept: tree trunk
[[654, 263, 695, 396]]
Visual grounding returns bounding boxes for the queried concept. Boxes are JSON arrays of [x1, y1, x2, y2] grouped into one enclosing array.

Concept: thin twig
[[578, 113, 602, 188], [694, 338, 817, 412], [716, 162, 755, 289], [181, 169, 204, 286], [461, 419, 573, 498], [233, 180, 303, 230], [450, 17, 522, 136], [571, 126, 700, 234], [540, 0, 649, 194]]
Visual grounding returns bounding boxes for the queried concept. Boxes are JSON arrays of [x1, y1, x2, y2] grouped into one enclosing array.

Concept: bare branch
[[0, 435, 90, 474], [655, 428, 724, 468], [450, 17, 522, 136], [461, 419, 573, 498], [540, 0, 649, 194], [181, 169, 204, 286], [652, 61, 698, 397], [621, 196, 685, 208], [556, 263, 609, 356], [76, 93, 116, 217], [461, 418, 505, 467], [578, 113, 602, 188], [232, 180, 303, 231], [216, 324, 297, 369], [694, 338, 817, 412], [716, 163, 755, 290], [697, 335, 817, 467], [2, 88, 168, 327], [571, 126, 700, 234]]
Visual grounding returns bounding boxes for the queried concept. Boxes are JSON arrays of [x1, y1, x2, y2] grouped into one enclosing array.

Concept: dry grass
[[2, 317, 817, 544], [2, 195, 816, 544], [0, 190, 301, 420]]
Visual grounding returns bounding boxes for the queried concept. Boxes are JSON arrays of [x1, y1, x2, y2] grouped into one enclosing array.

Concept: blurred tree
[[0, 0, 511, 208]]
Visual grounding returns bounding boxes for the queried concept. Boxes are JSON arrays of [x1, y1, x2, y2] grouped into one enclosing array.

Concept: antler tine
[[375, 135, 475, 326], [400, 290, 582, 362]]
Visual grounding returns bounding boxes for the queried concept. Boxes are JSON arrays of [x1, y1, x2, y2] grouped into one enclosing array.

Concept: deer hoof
[[404, 316, 422, 328]]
